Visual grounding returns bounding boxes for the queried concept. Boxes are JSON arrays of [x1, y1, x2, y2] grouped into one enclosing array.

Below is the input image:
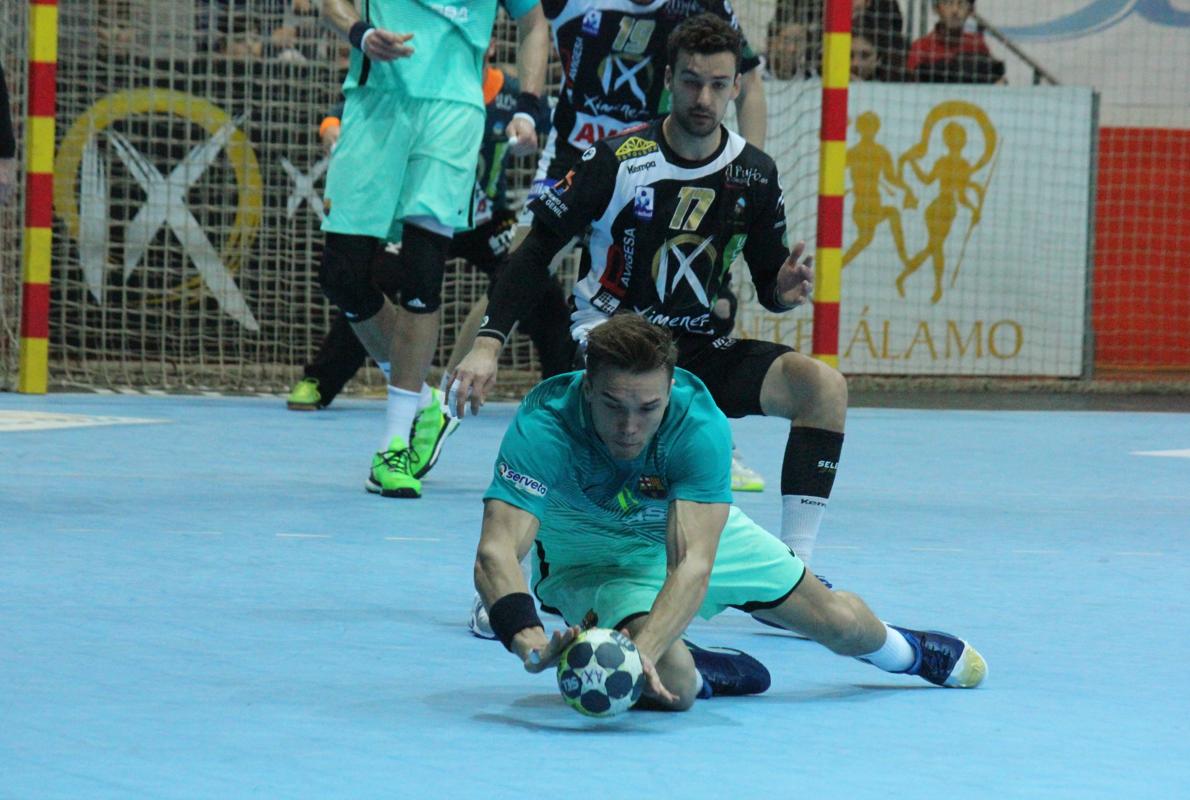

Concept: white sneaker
[[731, 453, 765, 492], [469, 593, 497, 640]]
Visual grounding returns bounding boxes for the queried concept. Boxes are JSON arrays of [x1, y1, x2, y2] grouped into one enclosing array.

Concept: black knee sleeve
[[319, 232, 386, 321], [398, 224, 451, 314]]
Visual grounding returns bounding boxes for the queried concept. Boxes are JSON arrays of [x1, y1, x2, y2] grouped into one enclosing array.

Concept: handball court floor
[[2, 390, 1188, 799]]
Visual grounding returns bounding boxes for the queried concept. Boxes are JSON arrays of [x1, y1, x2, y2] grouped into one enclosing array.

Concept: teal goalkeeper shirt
[[484, 369, 733, 568], [343, 0, 539, 109]]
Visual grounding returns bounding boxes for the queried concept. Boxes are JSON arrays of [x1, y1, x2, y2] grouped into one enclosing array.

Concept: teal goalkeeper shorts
[[533, 506, 807, 630], [322, 87, 485, 239]]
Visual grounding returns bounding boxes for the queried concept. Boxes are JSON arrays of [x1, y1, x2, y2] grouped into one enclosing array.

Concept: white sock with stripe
[[383, 386, 421, 449]]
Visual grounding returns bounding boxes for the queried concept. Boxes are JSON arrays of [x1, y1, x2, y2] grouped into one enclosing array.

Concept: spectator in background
[[851, 0, 906, 80], [764, 0, 820, 80], [908, 0, 1004, 84], [850, 22, 901, 82], [0, 63, 15, 207], [766, 0, 907, 82], [765, 15, 818, 80]]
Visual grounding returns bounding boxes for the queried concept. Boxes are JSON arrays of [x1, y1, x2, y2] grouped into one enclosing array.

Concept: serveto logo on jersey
[[498, 463, 548, 497], [582, 9, 602, 36], [634, 186, 655, 221]]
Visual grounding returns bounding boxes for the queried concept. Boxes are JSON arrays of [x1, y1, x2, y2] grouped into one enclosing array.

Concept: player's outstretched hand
[[445, 338, 501, 418], [522, 625, 581, 674], [364, 29, 414, 61], [774, 240, 814, 309], [506, 117, 538, 157], [619, 628, 678, 705]]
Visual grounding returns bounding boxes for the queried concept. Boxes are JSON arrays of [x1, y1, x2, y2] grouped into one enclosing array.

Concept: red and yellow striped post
[[811, 0, 851, 369], [18, 0, 58, 394]]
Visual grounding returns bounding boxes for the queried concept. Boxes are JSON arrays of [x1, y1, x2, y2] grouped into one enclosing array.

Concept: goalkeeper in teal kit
[[474, 314, 987, 710], [319, 0, 550, 498]]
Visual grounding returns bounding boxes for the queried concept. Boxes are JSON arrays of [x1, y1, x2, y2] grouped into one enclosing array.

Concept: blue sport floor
[[2, 392, 1188, 799]]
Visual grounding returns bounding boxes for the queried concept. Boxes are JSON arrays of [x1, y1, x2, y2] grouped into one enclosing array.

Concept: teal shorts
[[322, 88, 485, 239], [533, 506, 806, 630]]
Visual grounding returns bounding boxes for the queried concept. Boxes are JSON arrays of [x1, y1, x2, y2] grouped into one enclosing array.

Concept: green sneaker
[[366, 436, 422, 498], [287, 377, 324, 411], [409, 388, 459, 479]]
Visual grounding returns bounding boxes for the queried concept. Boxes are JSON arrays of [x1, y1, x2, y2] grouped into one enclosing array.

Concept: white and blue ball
[[556, 628, 646, 717]]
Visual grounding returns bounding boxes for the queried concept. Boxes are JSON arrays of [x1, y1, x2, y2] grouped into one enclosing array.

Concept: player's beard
[[672, 104, 721, 139]]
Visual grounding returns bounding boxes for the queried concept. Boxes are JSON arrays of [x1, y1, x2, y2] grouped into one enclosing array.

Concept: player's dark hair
[[667, 13, 744, 74], [586, 315, 678, 380]]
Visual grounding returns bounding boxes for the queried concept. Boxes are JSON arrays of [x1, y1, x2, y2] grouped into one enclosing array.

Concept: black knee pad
[[319, 232, 386, 320], [398, 224, 451, 314], [372, 241, 408, 305]]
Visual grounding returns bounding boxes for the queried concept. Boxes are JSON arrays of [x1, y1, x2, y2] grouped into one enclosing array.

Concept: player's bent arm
[[514, 6, 549, 98], [320, 0, 362, 37], [447, 224, 568, 416], [474, 500, 554, 659], [631, 500, 729, 664], [735, 68, 767, 149], [475, 499, 540, 605]]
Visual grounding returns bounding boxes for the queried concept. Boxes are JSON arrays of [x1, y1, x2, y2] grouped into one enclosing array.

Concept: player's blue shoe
[[683, 640, 771, 698], [890, 626, 988, 688]]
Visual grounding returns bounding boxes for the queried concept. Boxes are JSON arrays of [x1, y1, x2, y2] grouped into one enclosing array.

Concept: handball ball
[[556, 628, 647, 717]]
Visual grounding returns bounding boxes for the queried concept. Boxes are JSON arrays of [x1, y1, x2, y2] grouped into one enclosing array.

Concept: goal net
[[1, 0, 1186, 394]]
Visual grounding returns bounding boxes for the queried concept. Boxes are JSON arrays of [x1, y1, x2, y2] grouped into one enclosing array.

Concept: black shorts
[[451, 210, 516, 276], [676, 335, 793, 418]]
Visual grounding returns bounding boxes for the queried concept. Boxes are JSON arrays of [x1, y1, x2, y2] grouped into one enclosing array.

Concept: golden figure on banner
[[842, 111, 917, 269], [895, 101, 997, 304]]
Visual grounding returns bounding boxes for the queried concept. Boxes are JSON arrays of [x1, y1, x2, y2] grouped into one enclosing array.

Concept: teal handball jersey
[[343, 0, 539, 108], [484, 369, 733, 567]]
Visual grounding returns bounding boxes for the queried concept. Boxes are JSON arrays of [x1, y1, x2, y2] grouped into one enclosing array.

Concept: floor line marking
[[1012, 549, 1060, 554], [910, 547, 966, 552], [1113, 551, 1164, 557], [276, 533, 331, 539], [168, 530, 223, 536]]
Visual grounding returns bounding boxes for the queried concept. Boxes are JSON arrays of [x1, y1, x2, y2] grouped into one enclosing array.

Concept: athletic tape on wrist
[[488, 592, 542, 652], [514, 91, 549, 131], [349, 21, 374, 50]]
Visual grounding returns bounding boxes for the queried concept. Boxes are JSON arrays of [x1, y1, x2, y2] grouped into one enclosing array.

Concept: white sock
[[781, 494, 827, 567], [858, 623, 916, 673], [377, 361, 391, 381], [418, 382, 433, 408], [383, 385, 421, 449]]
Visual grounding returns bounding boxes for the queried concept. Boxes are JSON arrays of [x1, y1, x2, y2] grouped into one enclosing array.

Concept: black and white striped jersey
[[541, 0, 761, 165], [528, 120, 793, 338]]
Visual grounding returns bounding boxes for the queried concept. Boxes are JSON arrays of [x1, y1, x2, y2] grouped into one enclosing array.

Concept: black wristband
[[348, 21, 374, 50], [514, 91, 549, 131], [488, 592, 542, 652]]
